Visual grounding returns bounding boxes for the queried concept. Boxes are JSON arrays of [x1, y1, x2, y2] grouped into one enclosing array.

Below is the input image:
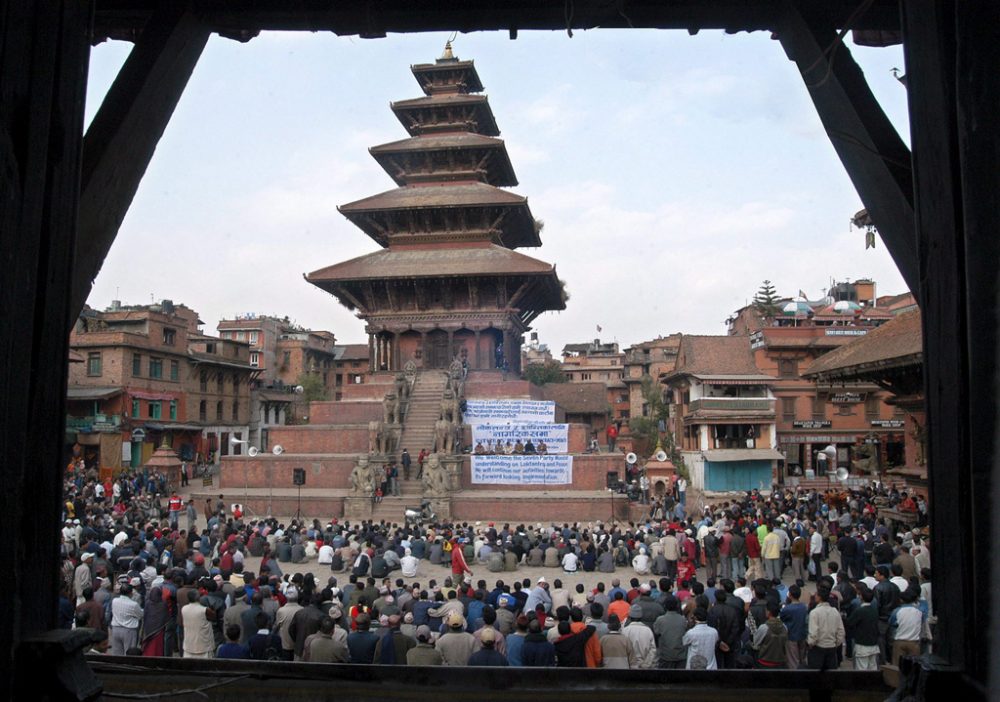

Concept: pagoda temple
[[307, 45, 566, 374]]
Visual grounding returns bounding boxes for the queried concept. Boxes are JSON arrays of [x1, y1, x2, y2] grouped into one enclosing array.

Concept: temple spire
[[440, 41, 455, 61]]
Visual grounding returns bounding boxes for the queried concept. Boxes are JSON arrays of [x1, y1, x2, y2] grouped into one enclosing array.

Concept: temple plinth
[[307, 45, 566, 374]]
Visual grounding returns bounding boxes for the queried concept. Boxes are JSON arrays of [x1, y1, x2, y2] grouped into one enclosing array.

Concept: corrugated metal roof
[[67, 386, 122, 400]]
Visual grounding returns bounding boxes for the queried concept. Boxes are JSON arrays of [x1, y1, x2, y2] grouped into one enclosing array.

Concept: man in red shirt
[[745, 527, 763, 581], [168, 491, 183, 528], [606, 424, 618, 453], [451, 538, 473, 582]]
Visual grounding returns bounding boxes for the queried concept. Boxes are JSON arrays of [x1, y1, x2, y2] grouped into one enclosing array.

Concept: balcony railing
[[690, 398, 774, 412]]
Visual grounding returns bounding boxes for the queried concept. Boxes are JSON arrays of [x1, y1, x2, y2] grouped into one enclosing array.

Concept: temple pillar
[[391, 331, 400, 371], [420, 331, 427, 369], [474, 330, 482, 369], [446, 330, 454, 364], [368, 333, 375, 373]]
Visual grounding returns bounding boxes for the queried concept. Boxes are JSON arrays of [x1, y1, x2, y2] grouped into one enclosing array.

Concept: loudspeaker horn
[[625, 452, 638, 465], [272, 445, 284, 456], [655, 450, 668, 462], [247, 446, 260, 457], [836, 466, 850, 481], [229, 435, 246, 446]]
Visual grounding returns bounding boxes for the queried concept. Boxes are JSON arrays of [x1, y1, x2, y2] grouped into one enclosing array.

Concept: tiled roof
[[307, 244, 557, 281], [369, 133, 506, 154], [339, 182, 525, 212], [542, 382, 609, 415], [669, 335, 765, 377], [805, 309, 922, 378], [369, 134, 517, 188], [335, 344, 369, 361]]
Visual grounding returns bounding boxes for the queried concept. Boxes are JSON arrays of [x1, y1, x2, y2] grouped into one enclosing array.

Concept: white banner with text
[[472, 423, 569, 453], [464, 399, 556, 424], [471, 454, 573, 485]]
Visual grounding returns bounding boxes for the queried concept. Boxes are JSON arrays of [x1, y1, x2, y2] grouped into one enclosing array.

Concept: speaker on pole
[[293, 468, 306, 486], [606, 471, 619, 490]]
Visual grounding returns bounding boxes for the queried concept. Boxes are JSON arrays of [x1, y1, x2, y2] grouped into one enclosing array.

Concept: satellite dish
[[625, 452, 638, 465], [272, 445, 284, 456], [247, 446, 260, 457], [655, 450, 668, 462], [836, 467, 850, 481]]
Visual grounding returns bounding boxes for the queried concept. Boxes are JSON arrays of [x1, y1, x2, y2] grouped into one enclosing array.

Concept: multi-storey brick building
[[561, 339, 629, 424], [662, 335, 781, 492], [727, 279, 911, 481], [623, 334, 681, 423], [332, 344, 369, 400], [67, 300, 255, 473]]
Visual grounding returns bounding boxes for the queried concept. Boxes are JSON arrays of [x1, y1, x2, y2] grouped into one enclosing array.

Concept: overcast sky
[[85, 29, 909, 353]]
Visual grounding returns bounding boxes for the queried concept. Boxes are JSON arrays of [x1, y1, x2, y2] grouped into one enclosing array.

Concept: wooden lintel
[[73, 3, 209, 326], [777, 5, 918, 295]]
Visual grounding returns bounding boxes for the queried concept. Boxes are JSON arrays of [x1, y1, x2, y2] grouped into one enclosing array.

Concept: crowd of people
[[60, 465, 932, 671]]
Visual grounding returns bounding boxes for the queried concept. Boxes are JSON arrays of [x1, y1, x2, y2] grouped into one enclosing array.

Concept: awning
[[703, 449, 786, 462], [67, 387, 122, 401]]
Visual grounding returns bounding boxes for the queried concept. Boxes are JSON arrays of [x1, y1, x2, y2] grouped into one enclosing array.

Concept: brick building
[[332, 344, 369, 400], [561, 339, 629, 424], [67, 300, 255, 473], [662, 335, 781, 492], [623, 334, 681, 423], [805, 309, 925, 494], [727, 279, 909, 481]]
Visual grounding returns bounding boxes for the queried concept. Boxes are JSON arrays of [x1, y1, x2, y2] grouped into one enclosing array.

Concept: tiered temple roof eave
[[410, 59, 484, 95], [391, 94, 500, 137], [368, 133, 517, 187], [337, 183, 541, 249]]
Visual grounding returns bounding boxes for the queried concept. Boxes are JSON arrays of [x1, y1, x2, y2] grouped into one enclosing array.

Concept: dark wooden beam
[[0, 0, 92, 697], [901, 0, 969, 673], [777, 4, 918, 295], [92, 0, 903, 43], [72, 3, 209, 324]]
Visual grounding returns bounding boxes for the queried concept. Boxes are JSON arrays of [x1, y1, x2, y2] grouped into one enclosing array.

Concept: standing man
[[606, 424, 618, 453], [167, 491, 183, 530], [809, 526, 824, 582], [401, 449, 412, 481], [185, 499, 198, 534], [677, 475, 687, 508], [109, 583, 143, 655], [806, 587, 844, 671], [182, 590, 217, 658]]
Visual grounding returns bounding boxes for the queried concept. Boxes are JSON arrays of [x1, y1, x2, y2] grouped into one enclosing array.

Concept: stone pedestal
[[441, 455, 463, 491], [343, 496, 373, 520], [429, 496, 452, 519]]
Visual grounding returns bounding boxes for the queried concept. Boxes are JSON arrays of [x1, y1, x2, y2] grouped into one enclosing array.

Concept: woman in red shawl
[[141, 586, 170, 656]]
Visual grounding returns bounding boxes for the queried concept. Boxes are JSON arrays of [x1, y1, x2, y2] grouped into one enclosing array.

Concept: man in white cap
[[524, 577, 552, 614], [401, 548, 419, 577]]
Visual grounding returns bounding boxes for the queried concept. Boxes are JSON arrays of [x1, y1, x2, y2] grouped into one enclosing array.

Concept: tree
[[295, 372, 328, 403], [523, 360, 567, 386], [627, 375, 669, 456], [753, 280, 781, 318]]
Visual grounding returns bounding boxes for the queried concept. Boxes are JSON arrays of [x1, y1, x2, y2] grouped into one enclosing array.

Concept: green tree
[[296, 372, 328, 403], [753, 279, 781, 318], [523, 360, 567, 386], [627, 375, 668, 456]]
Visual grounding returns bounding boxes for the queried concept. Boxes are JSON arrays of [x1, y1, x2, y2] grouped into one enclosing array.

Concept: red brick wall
[[309, 401, 382, 424], [220, 456, 357, 489], [267, 425, 369, 453]]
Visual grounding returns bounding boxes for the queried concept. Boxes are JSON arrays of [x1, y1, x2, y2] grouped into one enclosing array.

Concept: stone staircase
[[370, 370, 449, 522]]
